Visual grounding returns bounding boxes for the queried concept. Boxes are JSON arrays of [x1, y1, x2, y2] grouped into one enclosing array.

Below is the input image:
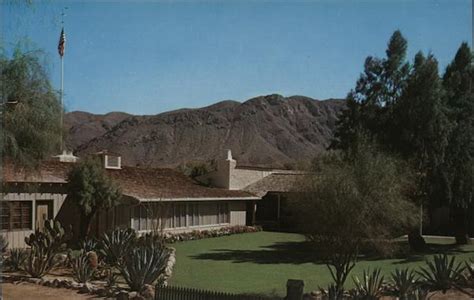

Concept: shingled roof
[[242, 172, 306, 197], [3, 160, 257, 201]]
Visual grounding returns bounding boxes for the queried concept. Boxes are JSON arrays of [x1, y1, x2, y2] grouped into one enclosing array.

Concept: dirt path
[[1, 282, 96, 300]]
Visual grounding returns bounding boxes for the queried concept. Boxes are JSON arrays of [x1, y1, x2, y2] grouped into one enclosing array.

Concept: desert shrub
[[71, 251, 94, 283], [417, 254, 465, 293], [352, 268, 385, 300], [118, 242, 170, 291], [391, 268, 418, 299], [99, 228, 136, 267], [7, 248, 27, 271], [295, 141, 417, 293], [23, 220, 69, 278]]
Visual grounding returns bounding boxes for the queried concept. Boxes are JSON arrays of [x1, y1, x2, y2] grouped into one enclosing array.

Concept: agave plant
[[7, 248, 27, 271], [391, 268, 418, 299], [71, 252, 95, 283], [464, 259, 474, 281], [118, 244, 170, 291], [79, 237, 98, 253], [417, 254, 465, 293], [23, 220, 69, 278], [99, 228, 136, 267], [321, 283, 344, 300], [353, 268, 385, 300]]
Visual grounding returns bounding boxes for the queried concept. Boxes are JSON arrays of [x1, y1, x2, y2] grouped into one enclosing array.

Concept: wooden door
[[36, 201, 53, 231]]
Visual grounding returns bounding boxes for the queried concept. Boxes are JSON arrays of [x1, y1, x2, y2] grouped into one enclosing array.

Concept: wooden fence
[[155, 285, 281, 300]]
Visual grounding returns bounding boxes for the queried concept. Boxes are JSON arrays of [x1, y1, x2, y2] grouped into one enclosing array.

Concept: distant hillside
[[65, 94, 345, 168], [65, 111, 130, 149]]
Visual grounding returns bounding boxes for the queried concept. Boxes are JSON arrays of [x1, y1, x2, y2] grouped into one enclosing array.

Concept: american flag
[[58, 27, 66, 57]]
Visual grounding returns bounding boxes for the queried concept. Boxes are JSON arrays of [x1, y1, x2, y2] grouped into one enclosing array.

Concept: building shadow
[[191, 240, 472, 266], [191, 241, 326, 264]]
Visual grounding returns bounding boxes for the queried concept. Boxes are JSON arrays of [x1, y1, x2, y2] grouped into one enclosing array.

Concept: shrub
[[163, 225, 262, 243], [23, 220, 69, 278], [71, 252, 94, 283], [391, 268, 418, 299], [417, 254, 465, 293], [118, 243, 170, 292], [99, 228, 136, 267], [352, 268, 385, 300], [7, 248, 27, 271]]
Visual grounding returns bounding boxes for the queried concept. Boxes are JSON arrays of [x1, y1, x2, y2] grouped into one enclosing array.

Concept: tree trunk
[[80, 213, 95, 240], [453, 207, 470, 245]]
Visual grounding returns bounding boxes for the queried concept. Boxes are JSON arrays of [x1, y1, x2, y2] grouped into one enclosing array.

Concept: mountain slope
[[65, 94, 345, 168]]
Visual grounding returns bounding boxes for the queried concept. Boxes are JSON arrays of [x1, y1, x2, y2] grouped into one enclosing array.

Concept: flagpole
[[60, 54, 64, 152], [59, 7, 67, 153]]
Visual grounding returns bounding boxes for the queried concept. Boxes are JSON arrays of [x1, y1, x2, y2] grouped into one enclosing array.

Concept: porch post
[[252, 201, 257, 226]]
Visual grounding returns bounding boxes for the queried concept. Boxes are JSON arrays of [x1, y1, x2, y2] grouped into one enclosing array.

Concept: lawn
[[169, 231, 474, 296]]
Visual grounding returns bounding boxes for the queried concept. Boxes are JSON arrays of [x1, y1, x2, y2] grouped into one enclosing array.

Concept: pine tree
[[442, 43, 474, 244], [392, 52, 451, 230]]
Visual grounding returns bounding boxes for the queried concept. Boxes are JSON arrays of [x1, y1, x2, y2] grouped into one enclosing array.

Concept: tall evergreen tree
[[331, 30, 410, 150], [442, 43, 474, 244], [392, 52, 451, 225]]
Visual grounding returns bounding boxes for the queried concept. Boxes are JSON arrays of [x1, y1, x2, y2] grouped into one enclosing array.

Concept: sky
[[1, 0, 472, 115]]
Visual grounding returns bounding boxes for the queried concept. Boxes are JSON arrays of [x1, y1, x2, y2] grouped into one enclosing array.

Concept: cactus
[[99, 228, 136, 267], [118, 243, 170, 292], [7, 248, 27, 271], [71, 251, 95, 283], [23, 220, 70, 278], [87, 251, 99, 270]]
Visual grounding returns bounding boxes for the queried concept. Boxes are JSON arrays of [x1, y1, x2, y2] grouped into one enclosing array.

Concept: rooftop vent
[[96, 150, 122, 169]]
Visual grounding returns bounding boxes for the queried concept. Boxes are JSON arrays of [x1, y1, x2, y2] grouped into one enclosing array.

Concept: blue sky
[[2, 0, 472, 115]]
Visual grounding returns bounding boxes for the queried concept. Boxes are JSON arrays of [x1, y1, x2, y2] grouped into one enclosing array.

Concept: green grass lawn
[[168, 231, 474, 296]]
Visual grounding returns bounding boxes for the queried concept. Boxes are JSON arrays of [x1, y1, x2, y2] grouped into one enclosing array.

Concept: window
[[174, 204, 187, 228], [131, 201, 231, 230], [218, 203, 230, 224], [189, 203, 199, 226], [1, 201, 32, 230]]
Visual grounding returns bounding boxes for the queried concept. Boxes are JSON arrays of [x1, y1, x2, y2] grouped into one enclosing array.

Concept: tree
[[0, 46, 62, 168], [392, 52, 451, 238], [294, 138, 418, 294], [442, 43, 474, 244], [331, 30, 410, 150], [66, 157, 122, 239]]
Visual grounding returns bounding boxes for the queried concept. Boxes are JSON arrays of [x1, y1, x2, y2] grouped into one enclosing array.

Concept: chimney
[[216, 149, 236, 189], [52, 150, 78, 163]]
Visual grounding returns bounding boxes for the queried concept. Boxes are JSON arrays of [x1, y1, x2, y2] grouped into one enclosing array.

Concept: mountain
[[65, 111, 131, 149], [65, 94, 345, 168]]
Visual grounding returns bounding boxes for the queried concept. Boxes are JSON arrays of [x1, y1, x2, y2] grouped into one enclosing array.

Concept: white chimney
[[52, 150, 78, 163], [226, 149, 233, 161]]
